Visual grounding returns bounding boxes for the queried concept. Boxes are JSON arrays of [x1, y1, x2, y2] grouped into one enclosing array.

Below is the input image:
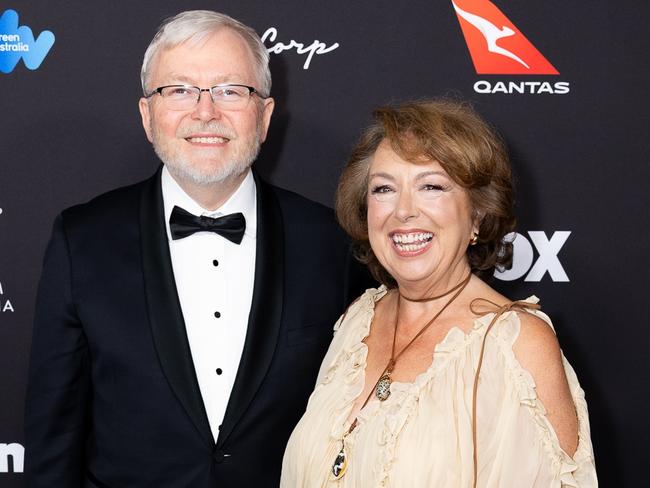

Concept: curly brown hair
[[335, 99, 515, 287]]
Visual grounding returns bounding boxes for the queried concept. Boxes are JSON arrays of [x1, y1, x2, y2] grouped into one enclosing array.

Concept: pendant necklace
[[331, 273, 472, 480]]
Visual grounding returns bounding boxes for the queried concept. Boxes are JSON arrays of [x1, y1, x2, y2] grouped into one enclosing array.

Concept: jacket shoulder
[[60, 174, 156, 226], [268, 183, 337, 227]]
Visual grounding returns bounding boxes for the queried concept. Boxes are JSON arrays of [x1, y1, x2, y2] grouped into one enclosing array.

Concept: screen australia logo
[[452, 0, 569, 94], [0, 9, 55, 74]]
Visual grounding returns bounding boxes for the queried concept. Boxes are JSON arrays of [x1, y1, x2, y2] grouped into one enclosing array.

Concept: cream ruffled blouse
[[281, 287, 597, 487]]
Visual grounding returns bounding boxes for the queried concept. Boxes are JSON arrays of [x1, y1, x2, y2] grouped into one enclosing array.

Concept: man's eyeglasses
[[144, 84, 265, 111]]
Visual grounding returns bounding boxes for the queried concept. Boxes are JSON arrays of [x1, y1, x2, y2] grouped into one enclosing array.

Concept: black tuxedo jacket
[[25, 169, 370, 487]]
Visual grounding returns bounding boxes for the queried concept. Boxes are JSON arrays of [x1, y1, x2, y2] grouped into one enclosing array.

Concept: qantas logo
[[451, 1, 569, 94], [452, 0, 557, 74]]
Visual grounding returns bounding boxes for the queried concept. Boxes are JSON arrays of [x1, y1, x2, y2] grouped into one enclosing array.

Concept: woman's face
[[367, 140, 475, 288]]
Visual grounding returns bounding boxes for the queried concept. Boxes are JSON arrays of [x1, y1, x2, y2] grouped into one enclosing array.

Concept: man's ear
[[258, 97, 275, 143], [139, 97, 154, 143]]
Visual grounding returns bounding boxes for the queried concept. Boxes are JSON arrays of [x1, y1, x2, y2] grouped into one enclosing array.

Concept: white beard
[[151, 117, 263, 186]]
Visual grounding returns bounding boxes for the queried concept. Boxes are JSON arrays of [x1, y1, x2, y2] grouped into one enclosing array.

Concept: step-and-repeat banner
[[1, 1, 647, 485]]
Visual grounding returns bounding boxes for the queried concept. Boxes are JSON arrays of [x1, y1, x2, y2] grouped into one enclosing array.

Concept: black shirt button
[[216, 368, 223, 375], [214, 311, 221, 318], [213, 259, 219, 266]]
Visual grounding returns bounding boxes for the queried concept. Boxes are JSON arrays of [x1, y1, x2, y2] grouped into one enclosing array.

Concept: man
[[25, 10, 369, 487]]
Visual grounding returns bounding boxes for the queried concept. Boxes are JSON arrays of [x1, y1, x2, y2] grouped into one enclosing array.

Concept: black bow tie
[[169, 205, 246, 244]]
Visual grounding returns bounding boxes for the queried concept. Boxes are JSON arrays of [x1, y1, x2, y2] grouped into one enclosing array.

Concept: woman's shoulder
[[470, 284, 579, 458], [324, 286, 397, 365], [512, 309, 561, 358], [467, 276, 555, 338], [333, 285, 389, 332], [467, 278, 565, 393]]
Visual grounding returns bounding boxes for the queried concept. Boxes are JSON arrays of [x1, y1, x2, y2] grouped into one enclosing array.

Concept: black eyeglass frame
[[144, 83, 268, 102]]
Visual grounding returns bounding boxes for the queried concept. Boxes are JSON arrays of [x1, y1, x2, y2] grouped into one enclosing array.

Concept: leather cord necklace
[[331, 272, 472, 480], [375, 272, 472, 402]]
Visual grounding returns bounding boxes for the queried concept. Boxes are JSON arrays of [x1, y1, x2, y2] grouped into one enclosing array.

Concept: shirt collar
[[161, 165, 257, 241]]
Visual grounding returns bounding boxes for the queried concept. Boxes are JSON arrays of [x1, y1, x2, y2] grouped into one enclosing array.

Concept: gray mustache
[[177, 123, 236, 140]]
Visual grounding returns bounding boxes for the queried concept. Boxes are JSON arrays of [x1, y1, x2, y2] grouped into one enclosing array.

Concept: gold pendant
[[331, 441, 348, 479], [375, 372, 392, 401]]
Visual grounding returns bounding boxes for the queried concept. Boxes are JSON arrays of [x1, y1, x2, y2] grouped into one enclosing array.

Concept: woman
[[281, 100, 596, 487]]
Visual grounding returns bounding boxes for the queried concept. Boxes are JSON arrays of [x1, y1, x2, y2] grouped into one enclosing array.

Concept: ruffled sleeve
[[486, 299, 598, 486]]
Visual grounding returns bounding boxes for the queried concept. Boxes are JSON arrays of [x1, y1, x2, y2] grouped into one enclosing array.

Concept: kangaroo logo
[[0, 9, 55, 74], [452, 0, 558, 75]]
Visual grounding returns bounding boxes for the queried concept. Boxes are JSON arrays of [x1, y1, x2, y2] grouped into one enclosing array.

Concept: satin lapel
[[217, 172, 284, 446], [139, 168, 214, 447]]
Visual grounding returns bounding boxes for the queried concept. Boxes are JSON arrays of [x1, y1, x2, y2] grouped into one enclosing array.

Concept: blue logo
[[0, 9, 55, 73]]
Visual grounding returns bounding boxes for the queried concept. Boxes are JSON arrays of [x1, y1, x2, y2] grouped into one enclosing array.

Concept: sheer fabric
[[281, 287, 597, 487]]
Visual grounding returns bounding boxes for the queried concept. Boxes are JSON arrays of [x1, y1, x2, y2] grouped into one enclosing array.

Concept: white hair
[[141, 10, 271, 97]]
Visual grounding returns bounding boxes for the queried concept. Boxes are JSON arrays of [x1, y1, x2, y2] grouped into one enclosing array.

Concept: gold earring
[[470, 232, 478, 246]]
